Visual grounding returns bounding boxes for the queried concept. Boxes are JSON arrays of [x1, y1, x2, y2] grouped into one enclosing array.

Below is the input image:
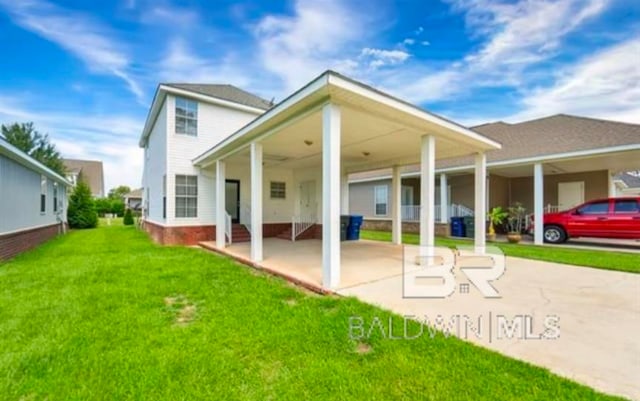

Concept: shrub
[[67, 182, 98, 229], [123, 208, 134, 226]]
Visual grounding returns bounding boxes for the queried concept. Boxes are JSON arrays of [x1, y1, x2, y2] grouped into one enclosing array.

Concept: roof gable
[[163, 83, 273, 111]]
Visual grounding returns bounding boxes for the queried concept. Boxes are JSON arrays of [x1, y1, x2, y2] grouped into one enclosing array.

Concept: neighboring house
[[349, 114, 640, 243], [63, 158, 105, 197], [613, 172, 640, 196], [123, 188, 143, 211], [0, 137, 71, 260], [140, 70, 500, 288]]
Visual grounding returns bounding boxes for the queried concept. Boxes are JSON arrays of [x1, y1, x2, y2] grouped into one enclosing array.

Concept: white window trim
[[270, 181, 286, 199], [175, 174, 198, 218], [374, 185, 389, 216], [175, 97, 198, 136], [40, 176, 47, 215]]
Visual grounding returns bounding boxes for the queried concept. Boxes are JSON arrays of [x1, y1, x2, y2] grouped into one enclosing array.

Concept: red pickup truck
[[537, 197, 640, 243]]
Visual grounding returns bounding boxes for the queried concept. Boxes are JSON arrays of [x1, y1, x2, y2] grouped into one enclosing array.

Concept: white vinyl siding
[[175, 175, 197, 218], [0, 155, 67, 234], [374, 185, 388, 216], [175, 97, 198, 136]]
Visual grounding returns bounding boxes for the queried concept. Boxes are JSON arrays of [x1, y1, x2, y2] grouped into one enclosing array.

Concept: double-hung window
[[175, 175, 197, 218], [175, 97, 198, 136], [374, 185, 388, 216], [53, 182, 58, 212], [40, 176, 47, 214]]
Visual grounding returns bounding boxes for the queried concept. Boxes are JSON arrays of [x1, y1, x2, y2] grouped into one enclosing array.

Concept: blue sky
[[0, 0, 638, 190]]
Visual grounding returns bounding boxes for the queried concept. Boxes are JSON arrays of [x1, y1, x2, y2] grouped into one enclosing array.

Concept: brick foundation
[[144, 221, 215, 245], [143, 221, 294, 245], [362, 219, 450, 237], [0, 223, 63, 261]]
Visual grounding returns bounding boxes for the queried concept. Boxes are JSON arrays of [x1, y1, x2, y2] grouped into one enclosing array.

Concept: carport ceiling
[[227, 105, 483, 171]]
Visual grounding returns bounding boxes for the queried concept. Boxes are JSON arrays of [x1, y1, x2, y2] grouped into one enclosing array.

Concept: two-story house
[[139, 84, 273, 244], [139, 71, 500, 289]]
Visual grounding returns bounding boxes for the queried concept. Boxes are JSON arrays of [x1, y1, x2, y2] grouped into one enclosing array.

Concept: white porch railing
[[400, 203, 474, 222], [225, 212, 232, 244], [524, 204, 561, 230], [240, 202, 252, 235], [292, 214, 316, 241]]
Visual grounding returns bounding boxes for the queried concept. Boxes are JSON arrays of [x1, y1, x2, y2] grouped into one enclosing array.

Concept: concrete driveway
[[339, 256, 640, 400]]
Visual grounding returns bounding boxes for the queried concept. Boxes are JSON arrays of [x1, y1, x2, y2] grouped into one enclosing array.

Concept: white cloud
[[157, 39, 252, 88], [361, 48, 410, 68], [254, 0, 373, 92], [0, 0, 144, 102], [508, 38, 640, 124], [402, 38, 415, 45], [0, 95, 143, 190], [382, 0, 609, 104]]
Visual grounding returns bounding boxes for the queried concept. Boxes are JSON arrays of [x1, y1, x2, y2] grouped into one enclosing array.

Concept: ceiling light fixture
[[304, 140, 313, 146], [362, 151, 370, 157]]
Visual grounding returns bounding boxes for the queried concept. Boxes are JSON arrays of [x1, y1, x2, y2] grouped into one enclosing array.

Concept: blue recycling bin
[[346, 215, 364, 240], [450, 217, 466, 237]]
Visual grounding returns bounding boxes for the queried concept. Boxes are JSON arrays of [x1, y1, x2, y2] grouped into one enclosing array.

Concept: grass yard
[[361, 230, 640, 274], [0, 225, 628, 400]]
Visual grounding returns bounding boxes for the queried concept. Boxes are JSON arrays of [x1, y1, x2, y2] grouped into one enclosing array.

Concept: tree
[[123, 208, 134, 225], [108, 185, 131, 200], [1, 122, 66, 176], [67, 181, 98, 229]]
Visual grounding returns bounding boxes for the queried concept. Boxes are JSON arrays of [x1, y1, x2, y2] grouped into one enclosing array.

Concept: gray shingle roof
[[164, 83, 273, 110], [615, 172, 640, 188], [63, 159, 105, 197], [433, 114, 640, 169], [350, 114, 640, 180]]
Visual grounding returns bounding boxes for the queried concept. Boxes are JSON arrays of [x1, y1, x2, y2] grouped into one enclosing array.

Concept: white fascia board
[[326, 73, 502, 151], [192, 73, 331, 166], [436, 144, 640, 174], [0, 141, 72, 185]]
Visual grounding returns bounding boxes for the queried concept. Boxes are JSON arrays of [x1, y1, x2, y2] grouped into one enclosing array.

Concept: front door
[[299, 180, 316, 217], [225, 180, 240, 223]]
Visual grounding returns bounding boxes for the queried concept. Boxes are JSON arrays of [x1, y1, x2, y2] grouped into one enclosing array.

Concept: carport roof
[[350, 114, 640, 180], [192, 70, 501, 169]]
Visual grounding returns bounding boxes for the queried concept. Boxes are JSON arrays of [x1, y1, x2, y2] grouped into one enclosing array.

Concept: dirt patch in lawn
[[355, 342, 372, 354], [164, 295, 198, 326]]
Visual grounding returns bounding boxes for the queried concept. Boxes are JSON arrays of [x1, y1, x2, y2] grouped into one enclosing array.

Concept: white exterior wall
[[143, 99, 168, 225], [0, 155, 67, 234], [161, 95, 261, 227], [225, 163, 295, 224]]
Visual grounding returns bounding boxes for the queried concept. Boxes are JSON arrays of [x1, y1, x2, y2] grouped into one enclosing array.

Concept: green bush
[[67, 182, 98, 229], [123, 209, 134, 226]]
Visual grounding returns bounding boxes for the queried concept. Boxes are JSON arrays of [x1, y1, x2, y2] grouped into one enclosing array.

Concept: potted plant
[[506, 202, 526, 243], [487, 206, 508, 242]]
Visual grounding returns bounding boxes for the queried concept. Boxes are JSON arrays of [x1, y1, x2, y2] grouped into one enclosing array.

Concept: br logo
[[402, 245, 505, 298]]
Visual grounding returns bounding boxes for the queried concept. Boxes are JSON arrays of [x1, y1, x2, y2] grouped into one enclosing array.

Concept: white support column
[[608, 170, 616, 197], [534, 162, 544, 245], [474, 153, 487, 253], [439, 173, 448, 223], [250, 142, 263, 262], [215, 160, 226, 249], [341, 168, 349, 214], [322, 103, 341, 289], [391, 166, 402, 245], [420, 135, 436, 251]]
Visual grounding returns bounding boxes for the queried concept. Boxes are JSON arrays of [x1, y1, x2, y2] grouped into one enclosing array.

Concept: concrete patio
[[201, 238, 425, 290]]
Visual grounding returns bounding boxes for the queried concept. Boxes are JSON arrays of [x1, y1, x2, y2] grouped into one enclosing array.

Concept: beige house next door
[[558, 181, 584, 211]]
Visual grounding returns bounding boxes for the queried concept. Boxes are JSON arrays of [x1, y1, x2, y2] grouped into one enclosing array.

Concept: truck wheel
[[544, 225, 567, 244]]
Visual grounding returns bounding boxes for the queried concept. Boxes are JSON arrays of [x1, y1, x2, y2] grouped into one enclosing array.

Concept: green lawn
[[0, 226, 627, 400], [361, 230, 640, 274]]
